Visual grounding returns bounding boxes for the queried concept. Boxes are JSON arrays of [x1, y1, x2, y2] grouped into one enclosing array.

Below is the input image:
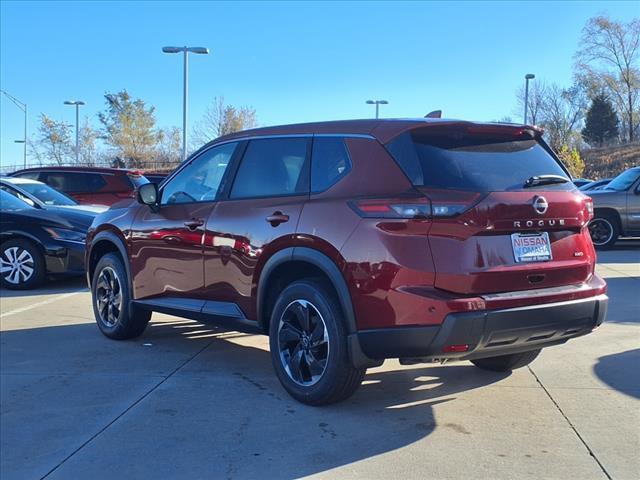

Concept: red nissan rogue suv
[[86, 119, 608, 405]]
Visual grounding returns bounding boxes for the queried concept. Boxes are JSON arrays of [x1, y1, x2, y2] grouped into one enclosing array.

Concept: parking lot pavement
[[1, 245, 638, 480]]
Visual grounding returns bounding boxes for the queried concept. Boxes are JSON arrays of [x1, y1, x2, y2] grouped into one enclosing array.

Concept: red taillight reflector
[[350, 198, 431, 219], [358, 204, 392, 213], [443, 344, 469, 353]]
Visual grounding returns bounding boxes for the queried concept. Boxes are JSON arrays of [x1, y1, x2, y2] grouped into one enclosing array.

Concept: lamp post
[[524, 74, 535, 124], [1, 90, 27, 168], [64, 100, 85, 163], [366, 99, 388, 119], [162, 45, 210, 160]]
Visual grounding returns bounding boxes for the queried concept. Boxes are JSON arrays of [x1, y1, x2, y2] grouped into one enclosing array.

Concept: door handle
[[184, 218, 204, 230], [265, 212, 289, 227]]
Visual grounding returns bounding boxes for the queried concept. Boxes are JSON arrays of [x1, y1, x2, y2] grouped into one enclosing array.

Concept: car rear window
[[386, 129, 571, 192]]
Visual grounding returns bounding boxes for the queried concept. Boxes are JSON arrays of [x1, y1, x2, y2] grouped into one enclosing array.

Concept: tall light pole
[[64, 100, 85, 163], [162, 46, 209, 161], [523, 73, 535, 124], [1, 90, 27, 168], [366, 99, 388, 119]]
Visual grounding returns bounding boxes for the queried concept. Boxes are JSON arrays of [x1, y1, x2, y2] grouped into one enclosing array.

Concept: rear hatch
[[386, 124, 595, 295]]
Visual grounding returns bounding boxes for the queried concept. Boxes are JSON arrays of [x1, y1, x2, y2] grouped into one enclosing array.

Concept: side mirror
[[137, 182, 159, 206]]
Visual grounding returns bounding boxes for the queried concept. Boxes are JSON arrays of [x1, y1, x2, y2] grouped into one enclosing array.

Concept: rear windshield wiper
[[523, 175, 570, 188]]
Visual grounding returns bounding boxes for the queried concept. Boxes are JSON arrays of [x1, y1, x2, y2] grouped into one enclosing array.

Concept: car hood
[[25, 207, 97, 231], [50, 204, 109, 214]]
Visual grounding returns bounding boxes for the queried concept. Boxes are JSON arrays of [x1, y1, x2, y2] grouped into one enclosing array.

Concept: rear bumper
[[352, 294, 608, 362]]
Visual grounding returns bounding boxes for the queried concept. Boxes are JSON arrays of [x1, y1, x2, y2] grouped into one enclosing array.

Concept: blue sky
[[1, 0, 638, 166]]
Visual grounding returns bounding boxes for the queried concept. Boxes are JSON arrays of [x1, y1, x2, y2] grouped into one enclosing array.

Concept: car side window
[[230, 138, 309, 199], [161, 142, 238, 205], [40, 172, 106, 193], [13, 172, 41, 181], [311, 137, 352, 193]]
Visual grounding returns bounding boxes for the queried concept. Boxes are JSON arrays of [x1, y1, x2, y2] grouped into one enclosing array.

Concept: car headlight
[[43, 227, 86, 243]]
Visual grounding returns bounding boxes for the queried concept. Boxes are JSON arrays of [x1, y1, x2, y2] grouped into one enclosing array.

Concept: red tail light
[[584, 197, 594, 222], [350, 198, 431, 219], [421, 189, 485, 219], [350, 191, 484, 219]]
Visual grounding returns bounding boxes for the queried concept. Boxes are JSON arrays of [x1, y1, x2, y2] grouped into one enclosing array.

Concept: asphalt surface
[[1, 241, 639, 480]]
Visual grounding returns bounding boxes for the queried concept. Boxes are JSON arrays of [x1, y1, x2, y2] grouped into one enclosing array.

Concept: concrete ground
[[1, 242, 638, 480]]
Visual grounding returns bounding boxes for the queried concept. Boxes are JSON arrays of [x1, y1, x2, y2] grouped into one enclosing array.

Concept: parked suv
[[10, 166, 149, 206], [587, 166, 640, 248], [86, 119, 608, 405]]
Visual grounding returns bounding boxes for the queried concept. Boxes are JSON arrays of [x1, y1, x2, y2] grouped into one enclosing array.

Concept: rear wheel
[[589, 213, 619, 249], [91, 253, 151, 339], [0, 238, 45, 290], [269, 279, 366, 406], [471, 349, 541, 372]]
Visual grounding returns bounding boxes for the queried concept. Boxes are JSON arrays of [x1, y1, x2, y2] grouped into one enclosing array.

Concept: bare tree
[[575, 15, 640, 142], [192, 97, 258, 147], [538, 83, 588, 150], [154, 127, 182, 169], [34, 114, 73, 165], [515, 81, 547, 125]]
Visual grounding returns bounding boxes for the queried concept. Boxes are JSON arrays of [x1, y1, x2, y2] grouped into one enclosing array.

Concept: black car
[[0, 189, 97, 289]]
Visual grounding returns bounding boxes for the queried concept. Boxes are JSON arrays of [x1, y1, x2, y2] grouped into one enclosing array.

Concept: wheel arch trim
[[88, 230, 132, 294], [256, 247, 357, 334]]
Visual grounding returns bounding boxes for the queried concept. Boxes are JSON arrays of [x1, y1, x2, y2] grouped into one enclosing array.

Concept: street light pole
[[524, 73, 535, 124], [366, 99, 389, 119], [64, 100, 85, 163], [1, 90, 27, 168], [162, 45, 210, 161]]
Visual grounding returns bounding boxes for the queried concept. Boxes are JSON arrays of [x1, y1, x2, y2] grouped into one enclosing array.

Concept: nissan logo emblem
[[533, 196, 548, 215]]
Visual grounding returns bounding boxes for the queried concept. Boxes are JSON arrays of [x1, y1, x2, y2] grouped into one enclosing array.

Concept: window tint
[[604, 168, 640, 192], [13, 172, 41, 181], [311, 138, 351, 193], [161, 142, 237, 205], [387, 130, 570, 192], [0, 189, 32, 210], [230, 138, 309, 199], [42, 172, 106, 193], [18, 182, 78, 206], [0, 184, 37, 207]]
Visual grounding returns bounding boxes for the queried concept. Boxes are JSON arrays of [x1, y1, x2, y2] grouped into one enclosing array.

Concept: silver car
[[587, 166, 640, 248]]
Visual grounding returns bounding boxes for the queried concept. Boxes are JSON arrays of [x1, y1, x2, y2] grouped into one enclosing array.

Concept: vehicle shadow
[[0, 276, 88, 298], [602, 276, 640, 324], [593, 348, 640, 400], [1, 319, 510, 479], [596, 240, 640, 263]]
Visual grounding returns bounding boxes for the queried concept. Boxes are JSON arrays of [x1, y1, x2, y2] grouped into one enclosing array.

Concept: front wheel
[[0, 238, 45, 290], [471, 349, 541, 372], [91, 253, 151, 339], [269, 279, 366, 406]]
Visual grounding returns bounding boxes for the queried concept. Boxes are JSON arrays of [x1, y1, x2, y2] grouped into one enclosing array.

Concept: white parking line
[[0, 292, 83, 319]]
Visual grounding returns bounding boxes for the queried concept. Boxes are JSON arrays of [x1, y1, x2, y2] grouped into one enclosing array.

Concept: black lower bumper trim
[[353, 294, 608, 362]]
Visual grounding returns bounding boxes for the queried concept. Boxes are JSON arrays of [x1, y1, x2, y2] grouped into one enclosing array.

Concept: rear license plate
[[511, 232, 552, 263]]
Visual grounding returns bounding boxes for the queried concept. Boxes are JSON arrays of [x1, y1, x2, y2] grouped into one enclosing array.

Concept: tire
[[269, 279, 366, 406], [0, 238, 45, 290], [588, 212, 620, 249], [471, 349, 541, 372], [91, 253, 151, 339]]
